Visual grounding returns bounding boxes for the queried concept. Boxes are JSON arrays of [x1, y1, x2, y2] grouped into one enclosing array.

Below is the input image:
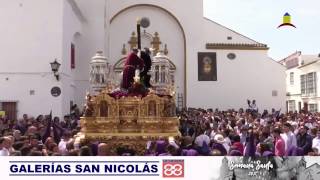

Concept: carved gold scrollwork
[[81, 89, 180, 154], [99, 100, 108, 117]]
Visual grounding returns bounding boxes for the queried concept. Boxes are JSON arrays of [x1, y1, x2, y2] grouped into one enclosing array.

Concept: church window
[[160, 65, 166, 83], [29, 90, 35, 95], [71, 43, 75, 69], [301, 72, 317, 96], [307, 72, 317, 96], [227, 36, 232, 40], [171, 74, 175, 85], [290, 72, 294, 85], [309, 104, 318, 113], [272, 90, 278, 97], [288, 100, 295, 112], [155, 66, 159, 83], [95, 66, 101, 83]]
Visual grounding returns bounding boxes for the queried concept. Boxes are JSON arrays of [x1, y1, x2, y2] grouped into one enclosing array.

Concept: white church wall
[[0, 0, 287, 118], [203, 18, 259, 44], [0, 0, 64, 118], [0, 0, 63, 73], [187, 49, 286, 112], [71, 0, 106, 108], [60, 0, 82, 116], [0, 73, 63, 119], [104, 0, 286, 111], [107, 0, 203, 22], [183, 10, 286, 111]]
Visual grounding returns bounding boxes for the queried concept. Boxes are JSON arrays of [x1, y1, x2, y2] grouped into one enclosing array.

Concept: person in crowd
[[79, 146, 93, 156], [2, 100, 320, 156], [272, 128, 285, 156], [70, 104, 81, 119], [296, 125, 313, 154], [97, 143, 109, 156], [58, 131, 71, 155], [230, 135, 244, 155], [247, 99, 258, 113], [211, 134, 227, 156], [281, 123, 297, 155], [244, 128, 256, 156], [0, 136, 11, 156], [312, 128, 320, 153]]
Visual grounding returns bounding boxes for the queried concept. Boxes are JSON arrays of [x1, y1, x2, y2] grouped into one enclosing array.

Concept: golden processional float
[[79, 18, 180, 155]]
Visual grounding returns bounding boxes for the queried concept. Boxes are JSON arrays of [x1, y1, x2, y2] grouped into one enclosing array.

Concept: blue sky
[[203, 0, 320, 60]]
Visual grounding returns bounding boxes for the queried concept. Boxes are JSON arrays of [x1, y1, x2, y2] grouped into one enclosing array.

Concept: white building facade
[[0, 0, 286, 119], [281, 51, 320, 113]]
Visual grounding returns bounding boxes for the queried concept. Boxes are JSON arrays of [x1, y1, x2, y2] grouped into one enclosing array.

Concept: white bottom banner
[[1, 156, 319, 180]]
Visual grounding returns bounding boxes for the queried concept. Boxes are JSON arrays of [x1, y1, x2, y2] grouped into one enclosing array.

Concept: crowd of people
[[1, 101, 320, 156], [176, 106, 320, 156]]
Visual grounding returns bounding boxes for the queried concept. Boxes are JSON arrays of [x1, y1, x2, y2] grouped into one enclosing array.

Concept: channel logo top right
[[278, 12, 296, 28]]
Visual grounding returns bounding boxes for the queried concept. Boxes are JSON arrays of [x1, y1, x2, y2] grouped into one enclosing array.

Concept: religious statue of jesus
[[140, 48, 152, 88]]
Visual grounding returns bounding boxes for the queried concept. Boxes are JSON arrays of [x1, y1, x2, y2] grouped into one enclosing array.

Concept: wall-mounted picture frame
[[198, 52, 217, 81]]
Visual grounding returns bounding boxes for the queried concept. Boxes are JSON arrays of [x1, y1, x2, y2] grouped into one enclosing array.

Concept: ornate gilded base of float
[[80, 132, 180, 155], [80, 90, 180, 155]]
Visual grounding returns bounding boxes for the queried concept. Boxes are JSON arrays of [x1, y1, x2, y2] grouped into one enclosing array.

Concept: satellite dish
[[140, 17, 150, 28]]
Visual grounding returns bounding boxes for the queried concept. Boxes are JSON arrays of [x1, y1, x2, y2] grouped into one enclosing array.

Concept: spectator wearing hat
[[194, 131, 211, 155], [211, 134, 227, 155], [194, 131, 210, 148], [297, 125, 313, 155]]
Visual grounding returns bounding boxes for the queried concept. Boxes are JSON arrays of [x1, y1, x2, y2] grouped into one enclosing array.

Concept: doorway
[[303, 102, 308, 112], [1, 102, 17, 120]]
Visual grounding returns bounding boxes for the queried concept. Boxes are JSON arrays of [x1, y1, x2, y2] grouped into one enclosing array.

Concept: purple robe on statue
[[121, 52, 144, 89]]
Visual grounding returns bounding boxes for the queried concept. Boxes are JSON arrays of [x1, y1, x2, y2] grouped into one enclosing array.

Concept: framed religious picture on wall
[[198, 52, 217, 81]]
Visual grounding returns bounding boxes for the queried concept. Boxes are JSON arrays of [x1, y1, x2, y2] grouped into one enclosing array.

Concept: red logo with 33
[[162, 160, 184, 178]]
